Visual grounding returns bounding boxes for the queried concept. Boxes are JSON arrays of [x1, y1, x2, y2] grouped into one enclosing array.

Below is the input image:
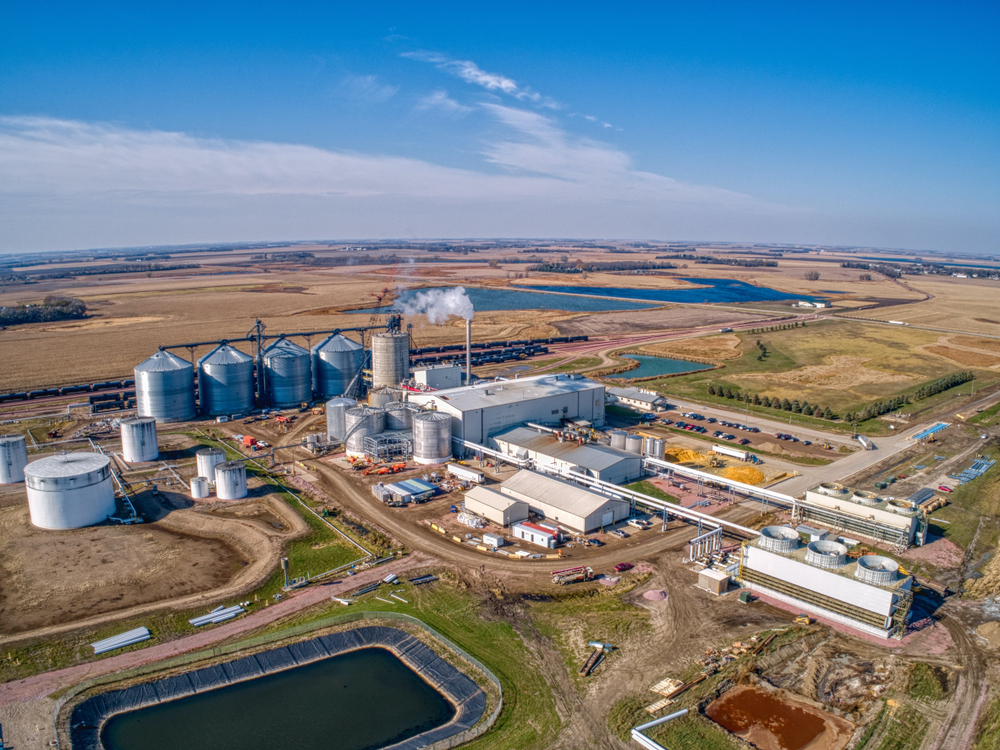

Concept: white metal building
[[493, 426, 642, 485], [406, 374, 605, 446], [607, 386, 666, 411], [499, 469, 630, 534], [413, 364, 464, 390], [463, 485, 529, 527], [512, 521, 557, 548]]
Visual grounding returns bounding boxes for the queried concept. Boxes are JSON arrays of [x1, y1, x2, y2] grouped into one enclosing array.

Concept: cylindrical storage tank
[[609, 430, 627, 451], [642, 436, 656, 456], [263, 338, 311, 408], [852, 490, 880, 506], [325, 397, 356, 441], [196, 448, 227, 482], [190, 476, 210, 499], [816, 482, 849, 497], [805, 540, 848, 569], [371, 332, 410, 389], [368, 388, 398, 408], [312, 334, 364, 398], [412, 411, 452, 465], [215, 460, 248, 500], [384, 402, 413, 431], [24, 453, 115, 529], [758, 526, 799, 554], [652, 438, 665, 459], [0, 434, 29, 484], [134, 350, 196, 423], [344, 406, 385, 454], [120, 417, 158, 463], [855, 555, 899, 586], [198, 344, 255, 416], [625, 434, 643, 454]]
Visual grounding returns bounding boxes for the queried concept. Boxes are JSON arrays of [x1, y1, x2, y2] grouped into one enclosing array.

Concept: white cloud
[[339, 74, 398, 102], [402, 51, 560, 109], [415, 90, 471, 115]]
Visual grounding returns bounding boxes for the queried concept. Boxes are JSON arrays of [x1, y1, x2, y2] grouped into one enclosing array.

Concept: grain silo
[[368, 388, 398, 408], [198, 344, 255, 416], [263, 338, 312, 407], [325, 397, 356, 442], [0, 434, 28, 484], [24, 453, 116, 530], [134, 350, 196, 422], [384, 401, 413, 430], [196, 448, 227, 482], [312, 333, 364, 398], [344, 406, 385, 455], [215, 461, 248, 500], [371, 332, 410, 389], [190, 476, 210, 499], [120, 417, 159, 463], [412, 411, 452, 465]]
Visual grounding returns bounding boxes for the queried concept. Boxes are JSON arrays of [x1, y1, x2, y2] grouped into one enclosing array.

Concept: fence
[[54, 611, 503, 749]]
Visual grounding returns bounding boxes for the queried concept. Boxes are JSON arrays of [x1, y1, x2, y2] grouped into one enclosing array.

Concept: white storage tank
[[196, 448, 227, 482], [371, 332, 410, 389], [412, 411, 452, 465], [384, 402, 413, 430], [190, 476, 210, 499], [344, 406, 385, 455], [609, 430, 627, 451], [0, 434, 29, 484], [120, 417, 159, 463], [263, 338, 312, 408], [25, 453, 116, 530], [215, 460, 248, 500], [198, 344, 255, 416], [625, 434, 643, 454], [312, 333, 364, 398], [325, 397, 356, 442], [134, 350, 196, 422]]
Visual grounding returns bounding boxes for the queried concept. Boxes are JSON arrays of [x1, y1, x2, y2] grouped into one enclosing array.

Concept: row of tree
[[527, 260, 676, 273], [913, 371, 975, 400], [748, 321, 805, 334], [707, 384, 835, 419], [0, 296, 87, 326], [694, 258, 778, 267]]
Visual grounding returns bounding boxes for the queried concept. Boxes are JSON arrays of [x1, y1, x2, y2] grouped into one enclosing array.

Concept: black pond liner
[[70, 625, 487, 750]]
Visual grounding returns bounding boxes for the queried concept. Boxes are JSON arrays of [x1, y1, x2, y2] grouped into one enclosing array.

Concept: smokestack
[[465, 319, 472, 385]]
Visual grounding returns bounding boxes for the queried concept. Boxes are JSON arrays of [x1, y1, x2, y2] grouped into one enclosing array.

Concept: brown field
[[923, 346, 1000, 368], [950, 335, 1000, 354], [735, 354, 914, 390], [553, 307, 769, 336], [641, 333, 744, 361]]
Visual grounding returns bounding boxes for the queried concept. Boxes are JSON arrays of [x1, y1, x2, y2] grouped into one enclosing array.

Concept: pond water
[[100, 648, 455, 750], [531, 278, 816, 304], [606, 355, 711, 379], [705, 686, 837, 750], [351, 286, 657, 315]]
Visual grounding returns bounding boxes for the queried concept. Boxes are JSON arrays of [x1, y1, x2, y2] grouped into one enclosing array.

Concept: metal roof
[[134, 350, 192, 372], [24, 452, 110, 478], [398, 478, 436, 494], [312, 333, 362, 353], [500, 469, 625, 519], [608, 386, 663, 405], [905, 487, 935, 505], [464, 485, 526, 511], [494, 426, 639, 473], [513, 521, 557, 537], [263, 338, 309, 357], [198, 344, 253, 365], [412, 373, 602, 412]]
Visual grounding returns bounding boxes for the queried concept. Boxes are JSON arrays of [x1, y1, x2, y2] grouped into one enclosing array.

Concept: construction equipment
[[795, 614, 812, 625], [312, 407, 324, 415], [551, 566, 593, 585]]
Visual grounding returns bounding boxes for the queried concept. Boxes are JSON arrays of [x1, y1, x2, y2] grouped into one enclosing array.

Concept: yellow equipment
[[795, 614, 812, 625]]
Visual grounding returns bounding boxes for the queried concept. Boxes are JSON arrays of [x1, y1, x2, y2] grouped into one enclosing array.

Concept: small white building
[[413, 364, 464, 390], [463, 485, 529, 527], [607, 386, 666, 412], [493, 426, 642, 485], [499, 469, 630, 534], [512, 521, 557, 548]]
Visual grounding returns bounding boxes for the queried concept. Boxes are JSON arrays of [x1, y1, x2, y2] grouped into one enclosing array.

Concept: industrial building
[[407, 374, 605, 446], [738, 526, 912, 640], [493, 426, 642, 485], [462, 485, 529, 527], [795, 483, 924, 549], [512, 521, 558, 548], [607, 386, 666, 412], [413, 364, 463, 390], [498, 470, 630, 534]]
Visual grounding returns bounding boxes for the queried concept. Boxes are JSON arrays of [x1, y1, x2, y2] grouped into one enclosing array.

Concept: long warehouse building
[[498, 469, 629, 534], [493, 425, 642, 485]]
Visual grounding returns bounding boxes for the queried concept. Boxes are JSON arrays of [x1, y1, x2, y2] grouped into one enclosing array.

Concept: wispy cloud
[[338, 73, 398, 102], [415, 89, 471, 115], [402, 51, 561, 109]]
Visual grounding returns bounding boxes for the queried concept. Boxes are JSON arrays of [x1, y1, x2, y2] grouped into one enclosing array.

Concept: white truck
[[447, 462, 485, 484]]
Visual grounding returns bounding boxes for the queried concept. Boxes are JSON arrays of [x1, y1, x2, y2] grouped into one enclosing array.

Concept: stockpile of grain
[[664, 448, 704, 464], [722, 466, 765, 485]]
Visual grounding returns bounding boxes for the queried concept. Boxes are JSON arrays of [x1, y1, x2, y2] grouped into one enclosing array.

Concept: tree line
[[0, 296, 87, 326]]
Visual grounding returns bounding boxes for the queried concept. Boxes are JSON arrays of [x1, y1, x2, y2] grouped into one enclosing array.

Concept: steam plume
[[398, 286, 474, 324]]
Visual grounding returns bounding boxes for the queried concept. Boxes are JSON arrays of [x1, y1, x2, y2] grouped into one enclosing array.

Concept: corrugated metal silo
[[0, 434, 28, 484], [384, 402, 413, 430], [198, 344, 255, 416], [325, 397, 356, 441], [134, 350, 196, 422], [412, 411, 452, 465], [25, 453, 116, 529], [371, 332, 410, 389], [215, 461, 248, 500], [625, 434, 643, 454], [263, 338, 311, 407], [312, 334, 364, 398], [344, 406, 385, 455], [120, 417, 159, 462]]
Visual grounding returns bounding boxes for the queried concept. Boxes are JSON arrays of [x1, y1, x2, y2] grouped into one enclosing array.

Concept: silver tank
[[384, 402, 413, 431], [190, 476, 210, 499], [325, 397, 356, 441], [368, 388, 398, 408], [0, 434, 28, 484], [413, 411, 452, 465], [371, 332, 410, 389], [134, 350, 196, 422], [625, 434, 643, 454], [196, 448, 227, 482], [24, 453, 116, 530], [215, 460, 248, 500], [344, 406, 385, 454], [312, 333, 363, 398], [263, 338, 311, 407], [198, 344, 255, 416], [120, 417, 158, 462], [609, 430, 627, 451]]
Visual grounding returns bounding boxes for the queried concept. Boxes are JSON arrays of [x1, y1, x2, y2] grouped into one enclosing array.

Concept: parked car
[[739, 438, 751, 445], [628, 519, 651, 530], [707, 417, 717, 423], [803, 440, 812, 446], [610, 529, 629, 538], [614, 562, 634, 572], [938, 486, 953, 493]]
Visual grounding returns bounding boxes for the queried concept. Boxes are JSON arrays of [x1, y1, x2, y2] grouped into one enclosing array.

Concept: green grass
[[551, 356, 602, 372], [973, 693, 1000, 749], [647, 713, 739, 750], [971, 401, 1000, 426], [870, 705, 930, 750], [907, 662, 946, 700], [626, 480, 678, 504], [927, 505, 981, 551], [607, 695, 648, 740]]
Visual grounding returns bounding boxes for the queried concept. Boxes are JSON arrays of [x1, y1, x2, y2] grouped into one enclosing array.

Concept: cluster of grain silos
[[312, 334, 364, 399], [263, 338, 311, 407]]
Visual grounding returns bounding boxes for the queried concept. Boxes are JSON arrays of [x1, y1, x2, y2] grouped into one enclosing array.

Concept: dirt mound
[[664, 448, 704, 464], [722, 466, 765, 485], [643, 589, 668, 601]]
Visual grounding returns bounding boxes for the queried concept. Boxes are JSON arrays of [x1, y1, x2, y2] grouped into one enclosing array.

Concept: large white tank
[[384, 401, 413, 430], [263, 338, 311, 408], [368, 388, 399, 408], [196, 448, 227, 482], [371, 332, 410, 389], [214, 461, 248, 500], [412, 411, 452, 465], [120, 417, 159, 463], [344, 406, 385, 455], [0, 434, 29, 484], [134, 350, 196, 423], [312, 334, 364, 398], [625, 434, 643, 454], [190, 476, 210, 499], [325, 397, 356, 441], [25, 453, 116, 530], [198, 344, 255, 416], [609, 430, 627, 451]]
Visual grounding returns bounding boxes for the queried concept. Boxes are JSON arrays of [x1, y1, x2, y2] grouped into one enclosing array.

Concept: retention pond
[[606, 355, 711, 379]]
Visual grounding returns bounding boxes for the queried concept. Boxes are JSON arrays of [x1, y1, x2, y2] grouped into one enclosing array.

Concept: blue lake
[[530, 278, 815, 305], [607, 355, 712, 379], [350, 286, 657, 314]]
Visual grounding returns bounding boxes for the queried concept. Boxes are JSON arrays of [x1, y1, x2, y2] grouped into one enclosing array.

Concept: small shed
[[483, 532, 504, 548], [697, 568, 730, 595], [512, 521, 557, 549]]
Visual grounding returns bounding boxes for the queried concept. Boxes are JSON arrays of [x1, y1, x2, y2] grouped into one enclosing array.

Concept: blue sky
[[1, 2, 997, 254]]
